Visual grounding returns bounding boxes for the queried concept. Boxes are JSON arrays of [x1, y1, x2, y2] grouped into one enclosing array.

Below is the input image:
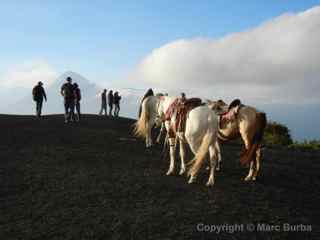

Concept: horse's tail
[[240, 112, 267, 165], [188, 113, 216, 177], [134, 97, 151, 139]]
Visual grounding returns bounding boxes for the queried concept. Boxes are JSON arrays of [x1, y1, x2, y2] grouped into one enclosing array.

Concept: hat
[[38, 81, 43, 85], [66, 77, 72, 82]]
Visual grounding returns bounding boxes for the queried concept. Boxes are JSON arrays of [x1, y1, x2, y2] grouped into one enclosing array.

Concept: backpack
[[62, 83, 74, 99]]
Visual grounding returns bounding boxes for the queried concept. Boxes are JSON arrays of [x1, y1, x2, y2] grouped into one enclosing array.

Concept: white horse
[[134, 95, 187, 175], [185, 105, 221, 186], [134, 94, 222, 185]]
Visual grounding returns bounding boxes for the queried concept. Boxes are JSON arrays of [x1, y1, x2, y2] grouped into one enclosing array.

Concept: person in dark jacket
[[73, 83, 81, 121], [60, 77, 75, 123], [99, 89, 107, 116], [113, 91, 121, 117], [32, 81, 47, 118], [108, 90, 114, 117]]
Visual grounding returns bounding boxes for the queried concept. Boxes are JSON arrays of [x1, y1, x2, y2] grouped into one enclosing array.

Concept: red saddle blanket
[[165, 98, 202, 136], [165, 98, 180, 121]]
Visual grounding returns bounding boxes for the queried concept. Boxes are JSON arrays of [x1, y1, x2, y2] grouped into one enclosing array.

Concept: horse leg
[[215, 140, 222, 171], [186, 136, 199, 184], [156, 123, 165, 143], [244, 160, 255, 181], [145, 134, 150, 148], [206, 144, 217, 186], [148, 122, 155, 148], [242, 134, 255, 181], [166, 137, 176, 175], [252, 145, 262, 181], [178, 136, 186, 175]]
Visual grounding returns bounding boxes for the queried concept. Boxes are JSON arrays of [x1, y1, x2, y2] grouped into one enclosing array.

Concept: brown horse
[[208, 99, 267, 181]]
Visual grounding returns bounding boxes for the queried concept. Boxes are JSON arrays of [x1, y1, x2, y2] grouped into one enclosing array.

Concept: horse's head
[[207, 99, 228, 114]]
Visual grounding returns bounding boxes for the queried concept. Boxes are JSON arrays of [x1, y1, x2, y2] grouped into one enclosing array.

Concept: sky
[[0, 0, 320, 139]]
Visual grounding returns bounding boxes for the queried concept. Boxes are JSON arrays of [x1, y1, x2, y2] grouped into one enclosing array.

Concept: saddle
[[174, 98, 202, 132]]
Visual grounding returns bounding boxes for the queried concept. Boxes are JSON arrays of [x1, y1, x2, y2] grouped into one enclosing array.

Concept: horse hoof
[[244, 176, 252, 181], [216, 167, 221, 172], [166, 170, 174, 175], [206, 181, 215, 187], [179, 169, 186, 175], [188, 176, 196, 184], [252, 177, 256, 181]]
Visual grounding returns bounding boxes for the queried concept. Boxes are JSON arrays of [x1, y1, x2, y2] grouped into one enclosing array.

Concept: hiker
[[138, 88, 154, 117], [108, 90, 114, 117], [73, 83, 81, 121], [99, 89, 107, 116], [113, 91, 121, 117], [32, 81, 47, 118], [60, 77, 75, 123]]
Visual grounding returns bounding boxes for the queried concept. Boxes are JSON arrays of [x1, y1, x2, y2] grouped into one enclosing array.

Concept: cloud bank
[[136, 6, 320, 104], [0, 61, 58, 88]]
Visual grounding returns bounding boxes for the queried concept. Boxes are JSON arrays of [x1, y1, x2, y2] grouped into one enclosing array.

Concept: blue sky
[[1, 0, 319, 82]]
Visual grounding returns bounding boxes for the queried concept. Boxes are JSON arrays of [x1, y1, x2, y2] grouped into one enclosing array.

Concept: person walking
[[99, 89, 107, 116], [60, 77, 75, 123], [113, 91, 121, 117], [108, 90, 114, 117], [32, 81, 47, 118], [73, 83, 81, 121]]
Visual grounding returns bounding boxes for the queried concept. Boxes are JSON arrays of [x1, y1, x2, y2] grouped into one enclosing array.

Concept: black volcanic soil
[[0, 114, 319, 240]]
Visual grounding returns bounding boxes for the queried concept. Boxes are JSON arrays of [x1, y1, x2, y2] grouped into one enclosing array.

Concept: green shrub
[[289, 140, 320, 150], [263, 121, 293, 146]]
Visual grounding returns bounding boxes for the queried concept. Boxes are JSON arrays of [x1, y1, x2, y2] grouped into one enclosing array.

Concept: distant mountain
[[6, 71, 101, 115]]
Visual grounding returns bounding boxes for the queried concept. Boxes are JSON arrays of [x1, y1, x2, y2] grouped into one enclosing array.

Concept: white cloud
[[135, 6, 320, 104], [0, 61, 58, 88]]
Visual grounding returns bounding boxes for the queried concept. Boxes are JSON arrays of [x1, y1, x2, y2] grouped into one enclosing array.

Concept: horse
[[208, 99, 267, 181], [134, 94, 188, 175], [185, 105, 221, 186], [134, 93, 222, 186]]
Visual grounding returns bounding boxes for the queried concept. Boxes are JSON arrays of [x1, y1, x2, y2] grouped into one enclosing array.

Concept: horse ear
[[217, 99, 227, 105]]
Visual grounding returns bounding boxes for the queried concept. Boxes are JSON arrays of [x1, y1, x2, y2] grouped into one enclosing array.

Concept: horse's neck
[[158, 96, 177, 114], [219, 106, 257, 139]]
